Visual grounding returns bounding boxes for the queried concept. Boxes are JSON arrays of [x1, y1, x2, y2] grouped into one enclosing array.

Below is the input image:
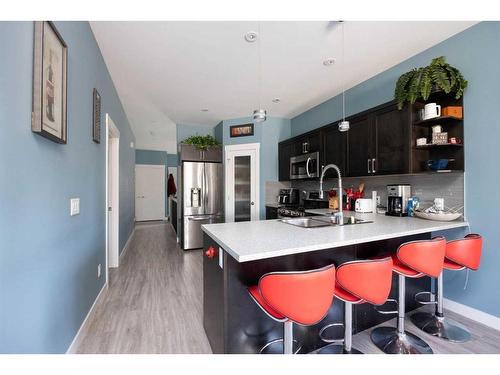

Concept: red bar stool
[[411, 234, 483, 342], [248, 264, 336, 354], [371, 237, 446, 354], [317, 257, 393, 354]]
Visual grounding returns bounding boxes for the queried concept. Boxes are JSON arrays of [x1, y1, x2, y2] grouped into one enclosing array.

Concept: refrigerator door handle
[[188, 216, 210, 221]]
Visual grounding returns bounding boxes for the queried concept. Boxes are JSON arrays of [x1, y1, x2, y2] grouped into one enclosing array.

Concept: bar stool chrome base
[[259, 338, 302, 354], [314, 343, 363, 354], [371, 327, 433, 354], [411, 312, 471, 343]]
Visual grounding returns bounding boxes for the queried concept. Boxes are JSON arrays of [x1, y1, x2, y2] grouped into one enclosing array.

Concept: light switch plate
[[70, 198, 80, 216]]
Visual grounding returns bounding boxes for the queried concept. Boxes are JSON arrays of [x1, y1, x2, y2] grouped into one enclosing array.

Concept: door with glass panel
[[224, 144, 260, 222]]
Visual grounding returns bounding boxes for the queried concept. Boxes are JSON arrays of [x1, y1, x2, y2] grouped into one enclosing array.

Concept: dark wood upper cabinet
[[373, 104, 411, 175], [347, 115, 374, 177], [278, 141, 294, 181], [277, 99, 450, 180], [321, 125, 347, 178]]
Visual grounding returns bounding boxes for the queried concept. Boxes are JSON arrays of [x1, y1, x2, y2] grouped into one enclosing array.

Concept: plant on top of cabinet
[[181, 135, 220, 150], [394, 56, 468, 110]]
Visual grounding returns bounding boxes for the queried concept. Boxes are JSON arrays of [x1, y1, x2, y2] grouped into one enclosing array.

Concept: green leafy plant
[[394, 56, 468, 109], [181, 135, 220, 150]]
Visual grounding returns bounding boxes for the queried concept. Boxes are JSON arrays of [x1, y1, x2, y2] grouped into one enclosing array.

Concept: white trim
[[66, 283, 107, 354], [444, 298, 500, 331], [224, 142, 261, 152], [105, 114, 120, 285], [119, 226, 136, 262]]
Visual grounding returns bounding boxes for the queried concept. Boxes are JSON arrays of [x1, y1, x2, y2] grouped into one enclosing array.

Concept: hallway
[[73, 222, 211, 353]]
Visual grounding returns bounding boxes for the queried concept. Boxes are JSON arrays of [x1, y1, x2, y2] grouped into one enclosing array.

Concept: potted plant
[[181, 135, 221, 150], [394, 56, 468, 110]]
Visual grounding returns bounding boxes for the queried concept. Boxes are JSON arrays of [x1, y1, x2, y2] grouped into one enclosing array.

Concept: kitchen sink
[[280, 216, 372, 228], [279, 218, 333, 228]]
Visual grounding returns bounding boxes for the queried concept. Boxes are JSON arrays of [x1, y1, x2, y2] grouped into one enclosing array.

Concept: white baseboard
[[444, 298, 500, 331], [119, 226, 136, 261], [66, 282, 107, 354]]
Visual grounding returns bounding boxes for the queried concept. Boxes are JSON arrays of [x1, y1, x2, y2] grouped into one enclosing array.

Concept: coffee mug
[[424, 103, 441, 120]]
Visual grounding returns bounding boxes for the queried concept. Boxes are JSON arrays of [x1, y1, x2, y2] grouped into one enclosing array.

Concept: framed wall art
[[32, 21, 68, 144], [229, 123, 254, 138], [92, 89, 101, 143]]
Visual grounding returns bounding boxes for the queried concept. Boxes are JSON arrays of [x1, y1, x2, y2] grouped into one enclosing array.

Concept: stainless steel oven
[[290, 152, 320, 180]]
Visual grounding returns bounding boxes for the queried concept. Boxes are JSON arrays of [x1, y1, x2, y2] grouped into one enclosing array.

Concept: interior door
[[225, 145, 259, 222], [135, 165, 165, 221]]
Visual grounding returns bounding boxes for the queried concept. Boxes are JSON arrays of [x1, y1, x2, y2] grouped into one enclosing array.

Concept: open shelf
[[411, 94, 464, 174], [413, 115, 463, 126], [414, 143, 463, 149]]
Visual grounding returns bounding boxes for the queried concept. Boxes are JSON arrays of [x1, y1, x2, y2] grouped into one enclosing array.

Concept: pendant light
[[338, 21, 350, 132], [252, 22, 267, 123]]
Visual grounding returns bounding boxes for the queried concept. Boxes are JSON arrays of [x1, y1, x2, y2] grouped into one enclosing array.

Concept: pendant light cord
[[342, 21, 346, 122], [258, 21, 262, 110]]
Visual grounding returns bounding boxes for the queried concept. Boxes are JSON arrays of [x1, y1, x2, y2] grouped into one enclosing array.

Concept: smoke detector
[[245, 31, 258, 43], [323, 57, 336, 66], [272, 98, 281, 103]]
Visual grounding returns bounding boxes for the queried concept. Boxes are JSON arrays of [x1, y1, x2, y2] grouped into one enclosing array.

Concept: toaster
[[355, 198, 373, 213]]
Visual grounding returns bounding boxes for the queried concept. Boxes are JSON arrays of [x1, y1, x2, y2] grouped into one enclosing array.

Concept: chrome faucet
[[319, 164, 344, 225]]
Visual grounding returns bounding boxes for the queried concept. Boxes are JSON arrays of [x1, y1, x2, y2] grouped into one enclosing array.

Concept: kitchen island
[[201, 212, 468, 354]]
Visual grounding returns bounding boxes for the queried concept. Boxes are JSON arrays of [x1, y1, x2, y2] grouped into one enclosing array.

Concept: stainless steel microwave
[[290, 152, 320, 179]]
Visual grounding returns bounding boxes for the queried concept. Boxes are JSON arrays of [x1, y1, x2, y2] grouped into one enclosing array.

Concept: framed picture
[[92, 89, 101, 143], [32, 21, 68, 144], [230, 123, 254, 138]]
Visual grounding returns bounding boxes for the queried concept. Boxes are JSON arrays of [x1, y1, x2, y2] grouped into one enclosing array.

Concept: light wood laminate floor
[[74, 222, 500, 354]]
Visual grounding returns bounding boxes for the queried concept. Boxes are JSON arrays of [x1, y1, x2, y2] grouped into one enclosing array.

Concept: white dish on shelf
[[414, 211, 462, 222]]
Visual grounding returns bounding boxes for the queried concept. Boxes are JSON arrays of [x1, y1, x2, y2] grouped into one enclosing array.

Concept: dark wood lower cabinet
[[203, 233, 431, 354]]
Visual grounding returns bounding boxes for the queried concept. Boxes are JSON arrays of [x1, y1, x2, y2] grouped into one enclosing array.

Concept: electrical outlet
[[70, 198, 80, 216], [97, 264, 101, 278]]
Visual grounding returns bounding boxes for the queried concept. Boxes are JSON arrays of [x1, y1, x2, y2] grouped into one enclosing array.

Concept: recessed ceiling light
[[323, 57, 336, 66], [244, 31, 258, 43], [272, 98, 281, 103], [201, 109, 209, 112]]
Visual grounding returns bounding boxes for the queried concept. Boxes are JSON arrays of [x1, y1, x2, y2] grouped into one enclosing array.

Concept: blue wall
[[221, 117, 291, 218], [176, 123, 215, 149], [0, 21, 136, 353], [135, 149, 178, 215], [291, 22, 500, 317]]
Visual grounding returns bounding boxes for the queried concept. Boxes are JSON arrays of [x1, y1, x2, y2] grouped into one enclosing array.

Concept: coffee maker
[[277, 188, 299, 206], [386, 184, 411, 217]]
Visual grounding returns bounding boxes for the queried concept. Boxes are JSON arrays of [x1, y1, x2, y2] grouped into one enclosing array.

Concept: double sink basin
[[280, 215, 372, 228]]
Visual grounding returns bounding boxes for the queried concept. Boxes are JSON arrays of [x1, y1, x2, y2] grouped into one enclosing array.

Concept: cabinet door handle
[[367, 159, 372, 174], [372, 158, 376, 174]]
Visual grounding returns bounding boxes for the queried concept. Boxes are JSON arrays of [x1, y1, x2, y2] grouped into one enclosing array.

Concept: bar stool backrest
[[446, 234, 483, 271], [397, 237, 446, 278], [259, 264, 336, 326], [336, 257, 393, 305]]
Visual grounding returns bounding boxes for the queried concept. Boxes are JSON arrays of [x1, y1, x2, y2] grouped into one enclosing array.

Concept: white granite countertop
[[202, 211, 468, 263]]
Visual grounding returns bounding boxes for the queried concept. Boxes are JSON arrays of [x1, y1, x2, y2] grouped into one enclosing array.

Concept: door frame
[[105, 114, 120, 284], [135, 164, 166, 221], [224, 143, 260, 222]]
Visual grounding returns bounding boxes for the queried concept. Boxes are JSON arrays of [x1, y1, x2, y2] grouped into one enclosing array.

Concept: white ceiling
[[90, 21, 476, 151]]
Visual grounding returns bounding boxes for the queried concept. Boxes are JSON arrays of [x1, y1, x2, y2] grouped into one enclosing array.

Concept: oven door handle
[[306, 157, 311, 177]]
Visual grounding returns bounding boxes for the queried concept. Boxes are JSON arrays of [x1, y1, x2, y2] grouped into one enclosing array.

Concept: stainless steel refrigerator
[[180, 161, 223, 250]]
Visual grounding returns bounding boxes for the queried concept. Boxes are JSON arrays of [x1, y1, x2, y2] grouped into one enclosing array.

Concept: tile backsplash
[[265, 181, 291, 204], [291, 172, 465, 213]]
